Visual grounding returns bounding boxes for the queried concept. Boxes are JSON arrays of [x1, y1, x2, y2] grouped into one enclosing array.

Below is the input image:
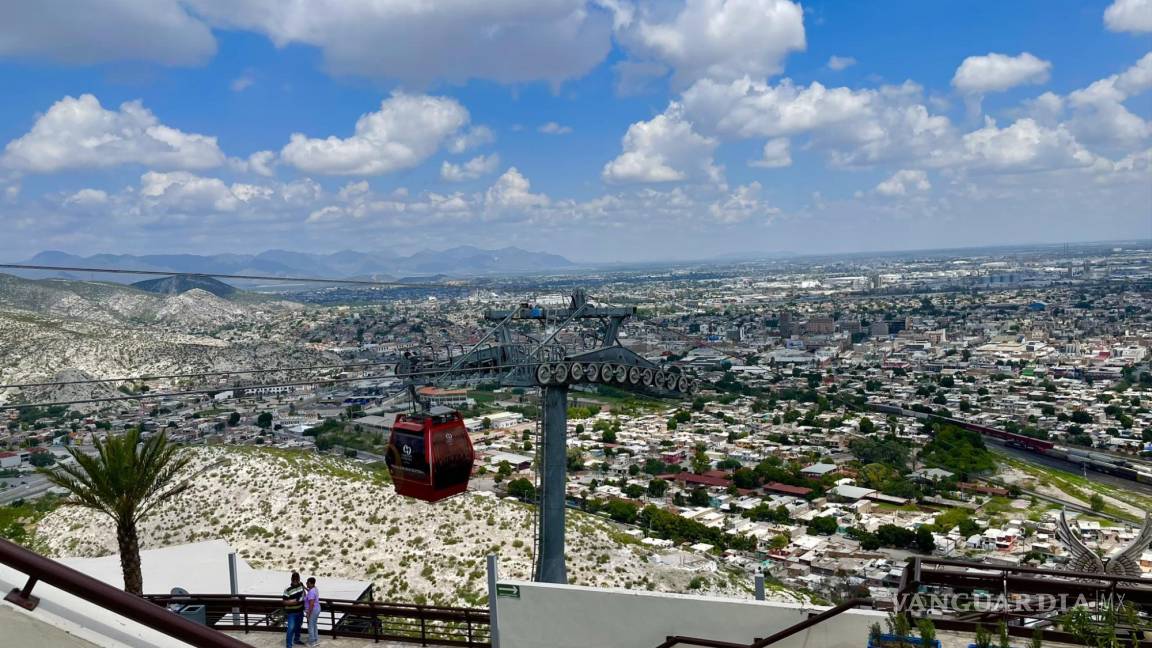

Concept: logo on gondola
[[402, 445, 413, 457], [445, 432, 454, 443]]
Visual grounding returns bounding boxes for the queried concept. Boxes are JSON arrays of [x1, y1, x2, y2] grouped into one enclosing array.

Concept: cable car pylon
[[392, 289, 698, 584]]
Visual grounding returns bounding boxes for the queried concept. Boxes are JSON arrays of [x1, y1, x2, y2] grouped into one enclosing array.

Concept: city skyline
[[0, 0, 1150, 261]]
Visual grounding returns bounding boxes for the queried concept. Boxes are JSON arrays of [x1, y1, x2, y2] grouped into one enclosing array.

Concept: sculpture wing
[[1105, 513, 1152, 578], [1056, 510, 1105, 574]]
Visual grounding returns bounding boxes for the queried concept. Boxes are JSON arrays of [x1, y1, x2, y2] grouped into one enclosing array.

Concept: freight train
[[865, 403, 1152, 485]]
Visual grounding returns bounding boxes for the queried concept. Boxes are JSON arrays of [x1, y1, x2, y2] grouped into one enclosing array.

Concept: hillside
[[35, 447, 799, 607], [0, 273, 319, 387], [131, 275, 237, 298]]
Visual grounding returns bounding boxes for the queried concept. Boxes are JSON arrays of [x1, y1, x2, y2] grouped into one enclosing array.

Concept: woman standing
[[304, 577, 321, 647]]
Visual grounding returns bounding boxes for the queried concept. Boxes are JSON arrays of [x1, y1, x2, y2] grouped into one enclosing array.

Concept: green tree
[[691, 449, 711, 474], [647, 479, 669, 498], [603, 500, 639, 523], [1090, 493, 1105, 512], [688, 488, 711, 507], [916, 526, 936, 554], [507, 478, 536, 501], [256, 412, 273, 429], [227, 412, 241, 427], [807, 515, 838, 535], [29, 452, 55, 467], [40, 429, 190, 595]]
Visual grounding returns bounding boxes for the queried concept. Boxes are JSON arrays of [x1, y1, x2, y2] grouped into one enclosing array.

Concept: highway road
[[0, 473, 56, 505]]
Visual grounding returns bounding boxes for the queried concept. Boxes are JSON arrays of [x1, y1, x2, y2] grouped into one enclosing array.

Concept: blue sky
[[0, 0, 1149, 262]]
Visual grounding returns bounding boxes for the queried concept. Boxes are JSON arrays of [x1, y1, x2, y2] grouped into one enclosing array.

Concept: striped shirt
[[283, 583, 305, 612]]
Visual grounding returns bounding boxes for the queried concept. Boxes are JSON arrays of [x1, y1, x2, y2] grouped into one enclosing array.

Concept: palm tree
[[39, 428, 190, 595]]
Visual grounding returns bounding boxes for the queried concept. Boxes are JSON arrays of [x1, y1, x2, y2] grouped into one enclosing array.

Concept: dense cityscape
[[2, 242, 1150, 616], [1, 0, 1150, 645]]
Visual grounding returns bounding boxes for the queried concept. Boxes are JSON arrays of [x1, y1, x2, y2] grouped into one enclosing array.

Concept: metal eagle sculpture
[[1055, 510, 1152, 577]]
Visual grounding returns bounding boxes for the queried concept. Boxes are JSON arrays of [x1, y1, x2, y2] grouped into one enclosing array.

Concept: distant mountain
[[132, 275, 237, 298], [17, 246, 574, 281]]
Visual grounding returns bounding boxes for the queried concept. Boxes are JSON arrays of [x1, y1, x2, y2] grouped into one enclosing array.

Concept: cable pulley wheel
[[552, 363, 569, 384], [612, 364, 628, 383], [585, 363, 601, 382], [653, 371, 667, 390], [536, 364, 553, 385], [677, 376, 691, 393], [641, 368, 655, 387], [628, 366, 642, 385], [569, 362, 585, 382]]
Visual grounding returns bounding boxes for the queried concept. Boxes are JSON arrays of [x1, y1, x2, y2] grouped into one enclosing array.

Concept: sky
[[0, 0, 1150, 263]]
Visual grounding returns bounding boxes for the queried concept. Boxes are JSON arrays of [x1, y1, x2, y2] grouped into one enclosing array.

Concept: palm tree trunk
[[116, 519, 144, 595]]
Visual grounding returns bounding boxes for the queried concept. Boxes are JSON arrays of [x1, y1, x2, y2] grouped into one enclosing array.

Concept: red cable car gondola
[[385, 406, 475, 502]]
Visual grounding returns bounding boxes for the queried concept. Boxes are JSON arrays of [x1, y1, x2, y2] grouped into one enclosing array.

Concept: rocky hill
[[35, 447, 798, 607], [0, 273, 320, 388], [131, 275, 237, 298], [0, 273, 266, 327]]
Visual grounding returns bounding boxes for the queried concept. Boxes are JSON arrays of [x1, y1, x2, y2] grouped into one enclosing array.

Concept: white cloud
[[709, 182, 778, 222], [245, 151, 277, 177], [681, 78, 875, 138], [230, 72, 255, 92], [0, 0, 215, 66], [538, 122, 574, 135], [448, 126, 496, 154], [621, 0, 806, 85], [612, 60, 669, 96], [827, 56, 856, 71], [1105, 0, 1152, 33], [679, 74, 1118, 175], [875, 169, 930, 196], [751, 138, 792, 168], [63, 188, 109, 206], [959, 118, 1096, 171], [1022, 92, 1065, 124], [2, 94, 226, 173], [951, 52, 1051, 95], [441, 154, 502, 182], [681, 77, 954, 167], [1066, 53, 1152, 146], [602, 103, 722, 184], [485, 167, 550, 210], [140, 171, 244, 212], [183, 0, 615, 86], [280, 93, 471, 175]]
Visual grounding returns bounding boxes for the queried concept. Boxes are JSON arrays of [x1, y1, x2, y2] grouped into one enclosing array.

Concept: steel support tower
[[423, 290, 697, 584]]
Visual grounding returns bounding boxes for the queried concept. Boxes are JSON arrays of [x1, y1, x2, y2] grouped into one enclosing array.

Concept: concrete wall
[[495, 580, 885, 648]]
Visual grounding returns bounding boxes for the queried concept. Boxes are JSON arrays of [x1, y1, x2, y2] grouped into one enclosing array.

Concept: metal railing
[[0, 536, 490, 647], [0, 537, 250, 648], [143, 592, 491, 647], [655, 598, 874, 648], [897, 556, 1152, 646]]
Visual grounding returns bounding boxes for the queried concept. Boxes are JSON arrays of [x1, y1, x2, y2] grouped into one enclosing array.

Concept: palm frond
[[36, 428, 189, 526]]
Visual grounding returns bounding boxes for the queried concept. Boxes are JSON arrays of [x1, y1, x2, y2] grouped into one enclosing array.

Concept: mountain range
[[15, 246, 575, 282]]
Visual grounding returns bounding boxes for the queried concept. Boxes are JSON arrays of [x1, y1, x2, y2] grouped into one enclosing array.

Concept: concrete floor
[[225, 631, 425, 648], [0, 603, 101, 647]]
